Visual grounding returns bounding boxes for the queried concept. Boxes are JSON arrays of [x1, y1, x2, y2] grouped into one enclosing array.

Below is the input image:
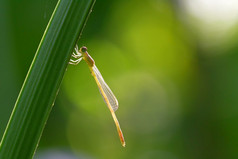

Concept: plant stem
[[0, 0, 95, 158]]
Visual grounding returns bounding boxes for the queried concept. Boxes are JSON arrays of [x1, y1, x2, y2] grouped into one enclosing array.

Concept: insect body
[[69, 45, 125, 147]]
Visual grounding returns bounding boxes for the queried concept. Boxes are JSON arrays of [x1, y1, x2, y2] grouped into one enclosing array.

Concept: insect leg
[[69, 57, 83, 65]]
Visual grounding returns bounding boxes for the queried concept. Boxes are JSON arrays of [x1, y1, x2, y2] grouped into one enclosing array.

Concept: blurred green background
[[1, 0, 238, 159]]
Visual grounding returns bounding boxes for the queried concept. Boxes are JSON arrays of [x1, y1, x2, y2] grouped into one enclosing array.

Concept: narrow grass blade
[[0, 0, 96, 158]]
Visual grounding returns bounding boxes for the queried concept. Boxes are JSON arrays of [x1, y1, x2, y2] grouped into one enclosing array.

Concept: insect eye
[[81, 46, 87, 52]]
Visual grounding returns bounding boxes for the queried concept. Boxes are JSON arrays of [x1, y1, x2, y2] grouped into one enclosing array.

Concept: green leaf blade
[[0, 0, 96, 158]]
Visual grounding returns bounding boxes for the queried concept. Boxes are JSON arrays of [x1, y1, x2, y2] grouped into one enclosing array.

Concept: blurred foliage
[[1, 0, 238, 159]]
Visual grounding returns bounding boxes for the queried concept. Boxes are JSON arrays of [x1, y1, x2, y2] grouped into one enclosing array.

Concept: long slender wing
[[91, 65, 125, 147], [92, 65, 119, 112]]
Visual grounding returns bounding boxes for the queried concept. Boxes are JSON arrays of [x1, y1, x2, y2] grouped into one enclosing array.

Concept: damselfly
[[69, 45, 125, 147]]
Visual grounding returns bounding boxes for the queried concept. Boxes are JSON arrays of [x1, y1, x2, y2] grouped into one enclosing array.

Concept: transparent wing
[[92, 65, 119, 112]]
